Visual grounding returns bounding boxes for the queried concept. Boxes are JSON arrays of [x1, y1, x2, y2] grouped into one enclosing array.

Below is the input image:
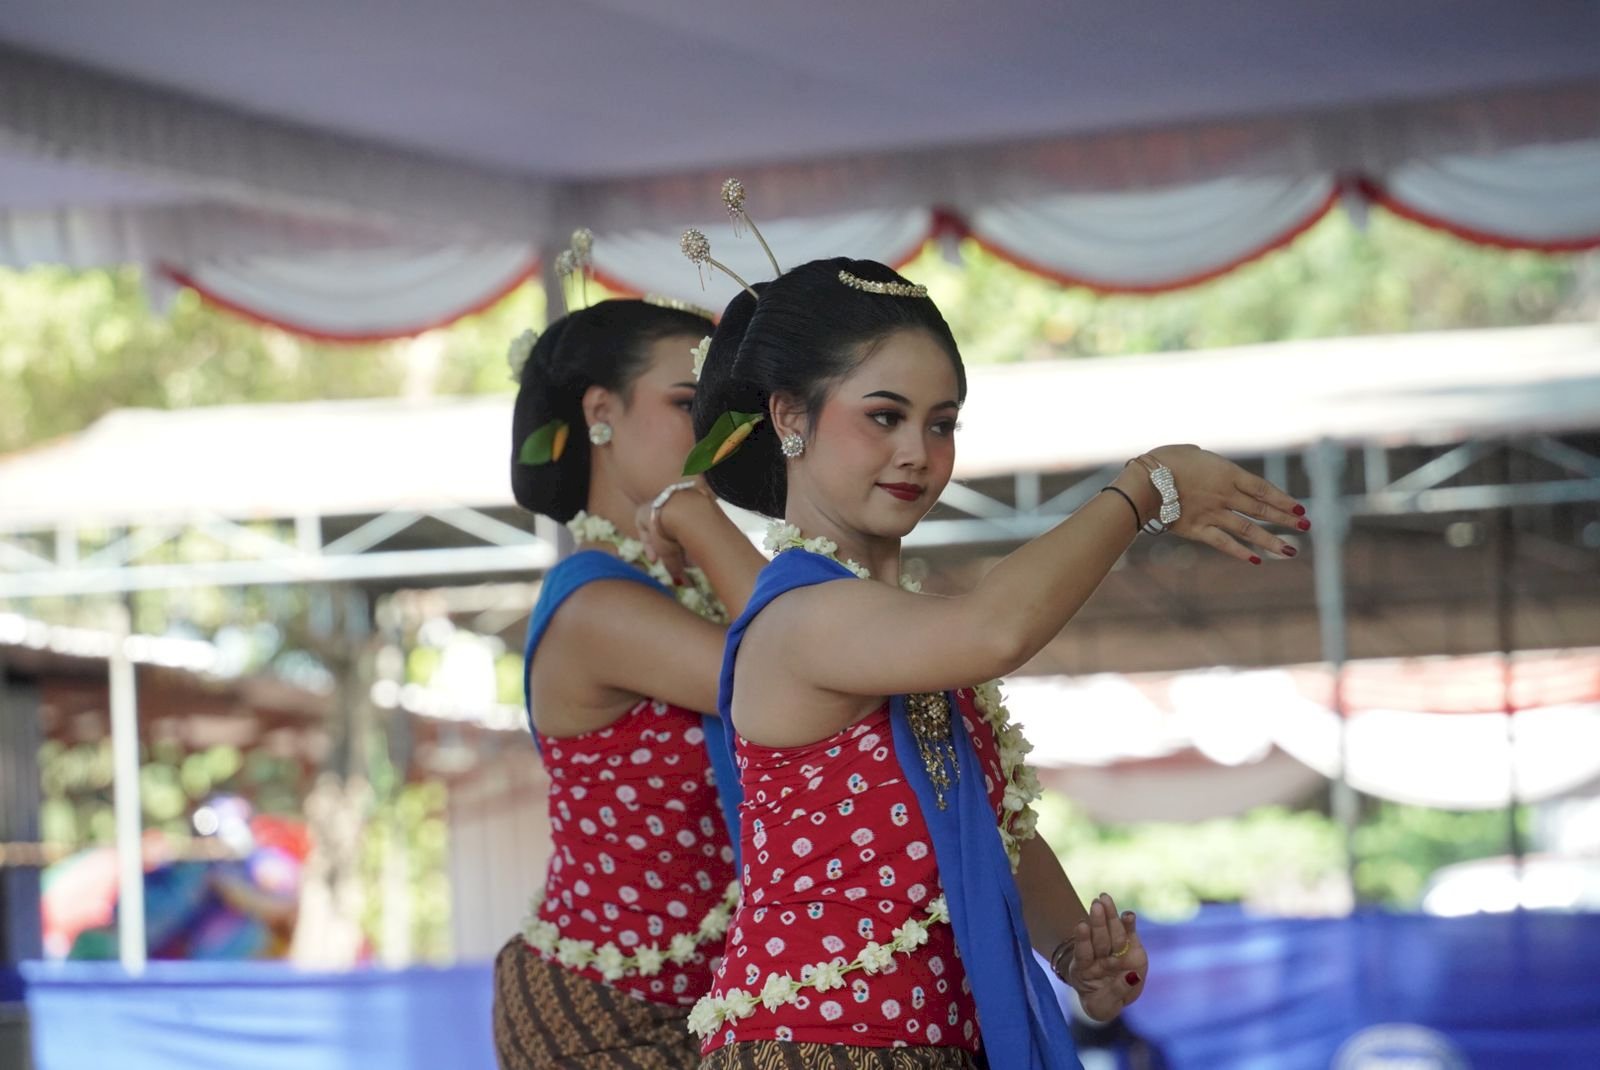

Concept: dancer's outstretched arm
[[762, 446, 1302, 702]]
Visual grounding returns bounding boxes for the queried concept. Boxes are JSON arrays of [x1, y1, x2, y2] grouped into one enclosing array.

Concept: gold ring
[[1112, 941, 1131, 958]]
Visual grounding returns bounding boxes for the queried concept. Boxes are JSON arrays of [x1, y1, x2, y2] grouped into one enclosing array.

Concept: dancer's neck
[[784, 503, 902, 586], [582, 479, 642, 543]]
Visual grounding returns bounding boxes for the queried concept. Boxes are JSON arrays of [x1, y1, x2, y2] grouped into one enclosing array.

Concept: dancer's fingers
[[1232, 493, 1306, 533], [1102, 896, 1128, 958], [1233, 469, 1303, 521], [1088, 897, 1113, 960], [1073, 920, 1095, 972], [1227, 512, 1296, 559], [1195, 522, 1260, 565]]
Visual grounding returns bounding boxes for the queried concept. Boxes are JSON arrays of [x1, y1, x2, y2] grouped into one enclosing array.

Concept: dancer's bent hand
[[1067, 893, 1148, 1023], [635, 480, 714, 585], [1133, 445, 1308, 565]]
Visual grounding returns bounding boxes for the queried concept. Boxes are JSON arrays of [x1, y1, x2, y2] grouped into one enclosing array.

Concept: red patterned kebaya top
[[526, 698, 737, 1006], [701, 689, 1008, 1051]]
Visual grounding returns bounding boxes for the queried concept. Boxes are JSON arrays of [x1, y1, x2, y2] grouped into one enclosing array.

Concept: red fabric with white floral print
[[534, 699, 736, 1005], [703, 689, 1008, 1052]]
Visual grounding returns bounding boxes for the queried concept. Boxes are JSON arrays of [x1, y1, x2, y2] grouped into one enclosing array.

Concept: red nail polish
[[1292, 505, 1306, 517], [1297, 519, 1311, 531], [1249, 555, 1261, 565], [1125, 972, 1141, 986], [1281, 546, 1297, 558]]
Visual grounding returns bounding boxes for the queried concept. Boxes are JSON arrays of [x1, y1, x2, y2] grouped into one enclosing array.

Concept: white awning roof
[[3, 322, 1596, 530]]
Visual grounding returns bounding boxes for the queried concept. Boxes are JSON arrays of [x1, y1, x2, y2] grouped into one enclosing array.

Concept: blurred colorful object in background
[[41, 796, 307, 961]]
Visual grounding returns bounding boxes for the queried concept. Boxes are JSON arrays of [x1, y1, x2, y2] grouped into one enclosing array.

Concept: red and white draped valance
[[7, 142, 1598, 341], [161, 245, 538, 343], [173, 140, 1600, 342], [1358, 139, 1600, 252]]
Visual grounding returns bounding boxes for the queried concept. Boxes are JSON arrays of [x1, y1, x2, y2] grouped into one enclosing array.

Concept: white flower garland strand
[[689, 895, 950, 1039], [685, 526, 1045, 1039], [522, 881, 741, 982], [568, 511, 728, 624]]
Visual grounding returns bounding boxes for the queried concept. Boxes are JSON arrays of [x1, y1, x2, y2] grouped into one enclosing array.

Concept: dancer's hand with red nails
[[1066, 893, 1149, 1022], [1113, 445, 1306, 565], [634, 479, 714, 585]]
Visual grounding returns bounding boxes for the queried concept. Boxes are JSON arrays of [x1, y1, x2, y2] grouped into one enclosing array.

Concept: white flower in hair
[[506, 328, 538, 382], [691, 335, 712, 381]]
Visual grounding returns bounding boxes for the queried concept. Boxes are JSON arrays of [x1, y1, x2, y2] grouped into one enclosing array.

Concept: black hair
[[511, 299, 713, 521], [692, 257, 965, 517]]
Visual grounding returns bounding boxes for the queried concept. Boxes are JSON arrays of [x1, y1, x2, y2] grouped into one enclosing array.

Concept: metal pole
[[1491, 443, 1525, 881], [1309, 439, 1359, 900], [109, 602, 146, 974]]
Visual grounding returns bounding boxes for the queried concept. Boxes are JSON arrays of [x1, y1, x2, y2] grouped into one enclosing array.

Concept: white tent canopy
[[2, 2, 1599, 337], [3, 322, 1596, 531]]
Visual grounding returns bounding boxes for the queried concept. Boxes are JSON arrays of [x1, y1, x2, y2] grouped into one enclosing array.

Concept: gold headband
[[837, 270, 928, 298], [643, 293, 717, 321]]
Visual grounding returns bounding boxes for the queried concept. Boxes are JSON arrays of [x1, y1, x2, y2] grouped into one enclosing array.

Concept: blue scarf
[[522, 549, 742, 848], [718, 550, 1082, 1069]]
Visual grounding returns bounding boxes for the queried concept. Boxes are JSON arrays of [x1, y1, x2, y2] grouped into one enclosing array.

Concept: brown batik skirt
[[699, 1042, 980, 1070], [492, 935, 702, 1070]]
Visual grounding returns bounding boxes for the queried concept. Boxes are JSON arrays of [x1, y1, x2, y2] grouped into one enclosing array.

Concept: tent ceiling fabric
[[2, 2, 1598, 336], [3, 1, 1597, 179]]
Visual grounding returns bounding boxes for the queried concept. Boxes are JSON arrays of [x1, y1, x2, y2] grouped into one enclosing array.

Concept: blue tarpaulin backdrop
[[22, 911, 1600, 1069]]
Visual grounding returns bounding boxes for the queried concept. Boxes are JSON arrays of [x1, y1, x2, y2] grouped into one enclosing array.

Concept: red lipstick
[[876, 482, 925, 502]]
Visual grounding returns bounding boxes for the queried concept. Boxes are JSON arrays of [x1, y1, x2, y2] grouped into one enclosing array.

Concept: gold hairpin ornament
[[721, 178, 781, 276], [552, 227, 598, 314], [680, 229, 759, 299], [838, 270, 928, 298], [506, 328, 538, 383]]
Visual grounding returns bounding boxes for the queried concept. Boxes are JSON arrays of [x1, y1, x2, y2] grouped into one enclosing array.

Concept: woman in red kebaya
[[680, 256, 1305, 1069], [494, 298, 765, 1070]]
